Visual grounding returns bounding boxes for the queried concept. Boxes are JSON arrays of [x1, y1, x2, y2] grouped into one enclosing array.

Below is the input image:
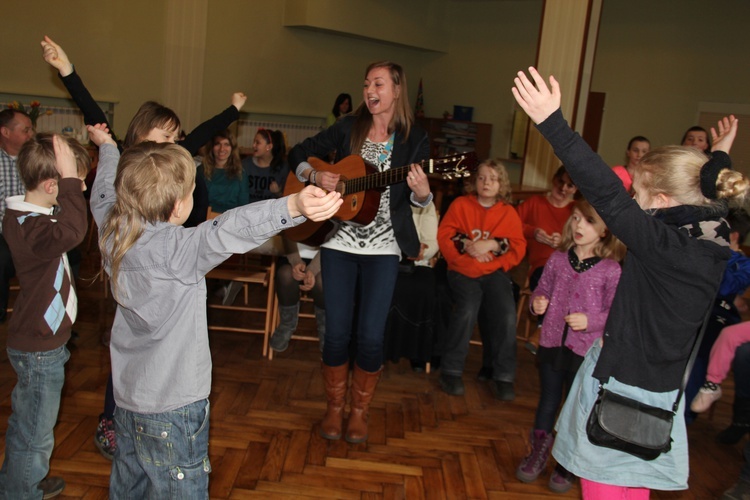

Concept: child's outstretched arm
[[511, 67, 561, 125], [287, 185, 342, 221]]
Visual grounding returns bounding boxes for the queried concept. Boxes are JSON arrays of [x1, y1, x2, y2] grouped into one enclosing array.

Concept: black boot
[[717, 397, 750, 444]]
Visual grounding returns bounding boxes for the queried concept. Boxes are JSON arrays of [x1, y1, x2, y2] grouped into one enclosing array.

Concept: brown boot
[[345, 365, 382, 444], [320, 362, 349, 440]]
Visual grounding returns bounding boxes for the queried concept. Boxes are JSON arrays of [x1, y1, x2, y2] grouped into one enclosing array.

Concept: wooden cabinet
[[418, 117, 492, 161]]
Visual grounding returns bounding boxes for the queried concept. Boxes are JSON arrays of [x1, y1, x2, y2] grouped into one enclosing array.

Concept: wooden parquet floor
[[0, 245, 745, 499]]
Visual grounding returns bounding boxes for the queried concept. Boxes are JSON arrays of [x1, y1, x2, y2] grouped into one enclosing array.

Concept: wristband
[[310, 170, 317, 186]]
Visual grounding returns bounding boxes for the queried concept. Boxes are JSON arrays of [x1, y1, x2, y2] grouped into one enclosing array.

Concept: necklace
[[568, 247, 601, 273]]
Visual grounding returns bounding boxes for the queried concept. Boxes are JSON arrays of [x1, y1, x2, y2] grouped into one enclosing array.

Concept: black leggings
[[533, 360, 578, 432]]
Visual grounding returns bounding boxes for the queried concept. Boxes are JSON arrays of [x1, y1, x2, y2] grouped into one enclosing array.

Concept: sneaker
[[94, 413, 116, 460], [691, 381, 722, 413], [439, 373, 465, 395], [490, 380, 515, 401], [516, 429, 554, 483], [476, 366, 493, 381], [222, 281, 244, 306], [723, 477, 750, 500], [548, 464, 575, 493], [38, 476, 65, 499]]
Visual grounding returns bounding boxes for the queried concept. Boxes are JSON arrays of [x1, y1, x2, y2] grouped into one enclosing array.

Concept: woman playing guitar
[[288, 61, 431, 444]]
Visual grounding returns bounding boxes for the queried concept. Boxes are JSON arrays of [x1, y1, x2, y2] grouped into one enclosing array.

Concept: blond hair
[[559, 196, 626, 262], [350, 61, 414, 155], [636, 146, 750, 207], [200, 129, 242, 181], [17, 133, 90, 190], [99, 142, 195, 298], [464, 158, 513, 204]]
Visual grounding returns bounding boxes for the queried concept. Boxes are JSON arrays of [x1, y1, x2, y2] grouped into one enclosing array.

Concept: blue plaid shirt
[[0, 148, 26, 233]]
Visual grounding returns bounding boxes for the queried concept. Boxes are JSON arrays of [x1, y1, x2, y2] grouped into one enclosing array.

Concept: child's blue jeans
[[0, 344, 69, 500], [110, 399, 211, 500]]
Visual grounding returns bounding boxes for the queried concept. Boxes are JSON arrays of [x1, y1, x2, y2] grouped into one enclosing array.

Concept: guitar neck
[[343, 160, 434, 192]]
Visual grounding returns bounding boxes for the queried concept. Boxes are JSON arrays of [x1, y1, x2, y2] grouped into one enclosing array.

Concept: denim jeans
[[110, 399, 211, 500], [0, 344, 69, 500], [441, 269, 517, 381], [321, 248, 399, 372]]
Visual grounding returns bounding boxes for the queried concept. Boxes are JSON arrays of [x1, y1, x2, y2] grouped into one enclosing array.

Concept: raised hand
[[711, 115, 738, 154], [86, 124, 116, 147], [53, 135, 78, 178], [231, 92, 247, 111], [288, 185, 343, 221], [511, 67, 561, 125], [41, 36, 74, 77]]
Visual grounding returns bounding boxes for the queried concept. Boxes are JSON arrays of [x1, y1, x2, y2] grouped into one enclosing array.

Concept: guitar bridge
[[350, 195, 358, 210]]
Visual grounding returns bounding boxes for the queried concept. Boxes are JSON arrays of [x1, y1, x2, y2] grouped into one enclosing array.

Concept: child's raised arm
[[711, 115, 739, 154], [511, 67, 562, 125], [41, 35, 73, 77], [52, 135, 78, 179], [87, 124, 116, 148]]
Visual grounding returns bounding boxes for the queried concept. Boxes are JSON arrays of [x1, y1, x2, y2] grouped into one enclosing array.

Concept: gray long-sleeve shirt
[[92, 143, 302, 413]]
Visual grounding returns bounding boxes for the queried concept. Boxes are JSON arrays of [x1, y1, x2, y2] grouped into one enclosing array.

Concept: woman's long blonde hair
[[559, 196, 627, 262], [201, 129, 242, 181], [99, 142, 196, 299]]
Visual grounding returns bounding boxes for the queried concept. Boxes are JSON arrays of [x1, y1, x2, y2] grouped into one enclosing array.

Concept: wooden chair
[[206, 255, 277, 357], [267, 291, 318, 360], [515, 278, 535, 342]]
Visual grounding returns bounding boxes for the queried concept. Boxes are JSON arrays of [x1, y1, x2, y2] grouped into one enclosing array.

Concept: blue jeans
[[0, 344, 69, 500], [441, 269, 517, 381], [321, 248, 399, 372], [110, 399, 211, 500]]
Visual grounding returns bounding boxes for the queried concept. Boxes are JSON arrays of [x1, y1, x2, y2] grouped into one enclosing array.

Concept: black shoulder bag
[[586, 306, 711, 461]]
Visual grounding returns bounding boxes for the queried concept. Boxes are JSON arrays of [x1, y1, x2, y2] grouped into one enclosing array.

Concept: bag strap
[[674, 303, 714, 412]]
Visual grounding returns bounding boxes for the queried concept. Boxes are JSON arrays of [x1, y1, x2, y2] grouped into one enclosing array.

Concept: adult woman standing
[[288, 61, 431, 443], [201, 129, 249, 213], [242, 128, 290, 203]]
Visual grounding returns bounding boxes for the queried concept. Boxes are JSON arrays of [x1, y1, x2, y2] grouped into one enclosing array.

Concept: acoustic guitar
[[282, 152, 477, 245]]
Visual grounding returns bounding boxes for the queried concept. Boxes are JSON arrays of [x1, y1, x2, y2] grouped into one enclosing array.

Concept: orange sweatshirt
[[438, 195, 526, 278]]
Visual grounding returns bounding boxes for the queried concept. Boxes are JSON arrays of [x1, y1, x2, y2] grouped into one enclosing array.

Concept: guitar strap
[[376, 133, 395, 167]]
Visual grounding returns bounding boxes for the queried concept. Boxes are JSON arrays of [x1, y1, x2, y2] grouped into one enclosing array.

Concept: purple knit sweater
[[531, 250, 621, 356]]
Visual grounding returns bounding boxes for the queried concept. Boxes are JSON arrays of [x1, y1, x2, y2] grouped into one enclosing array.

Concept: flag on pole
[[415, 78, 425, 118]]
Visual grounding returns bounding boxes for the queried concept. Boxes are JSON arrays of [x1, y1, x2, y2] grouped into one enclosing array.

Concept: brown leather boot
[[320, 362, 349, 440], [345, 365, 382, 444]]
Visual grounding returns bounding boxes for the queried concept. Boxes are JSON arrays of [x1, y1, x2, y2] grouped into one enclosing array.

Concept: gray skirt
[[552, 343, 689, 491]]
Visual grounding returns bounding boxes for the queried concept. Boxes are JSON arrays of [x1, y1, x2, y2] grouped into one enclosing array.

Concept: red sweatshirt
[[438, 195, 526, 278]]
